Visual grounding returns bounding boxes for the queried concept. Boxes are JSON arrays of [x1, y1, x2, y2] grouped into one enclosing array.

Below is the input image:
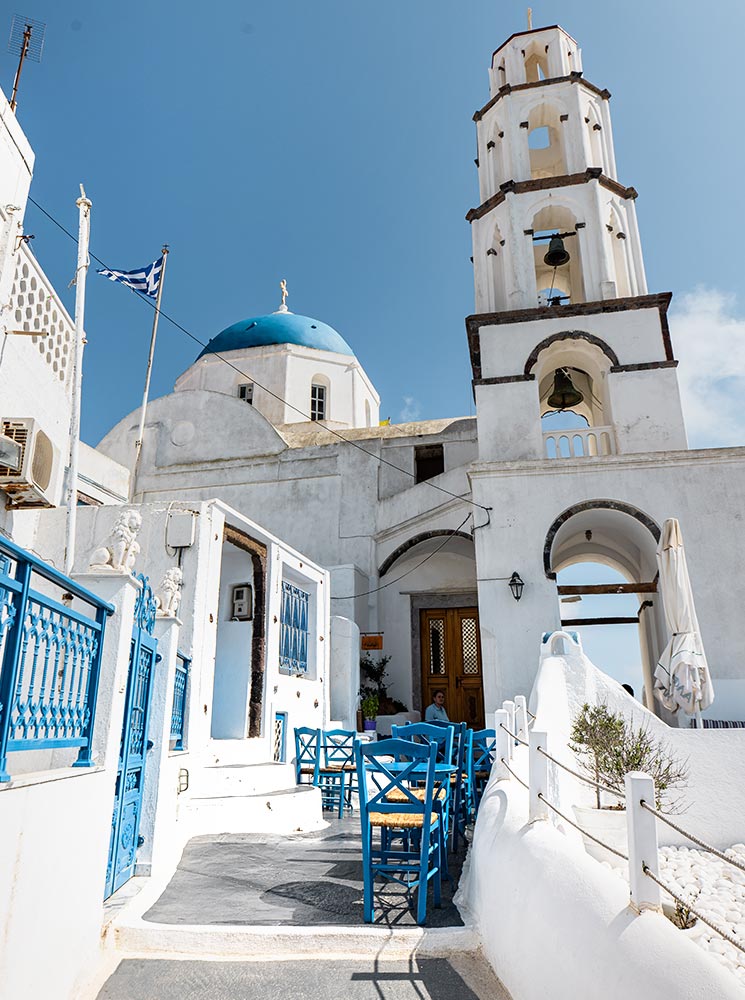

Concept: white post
[[131, 245, 170, 501], [514, 695, 528, 742], [529, 729, 549, 822], [64, 186, 92, 576], [495, 709, 510, 780], [625, 771, 661, 913], [485, 711, 496, 733], [503, 699, 516, 759]]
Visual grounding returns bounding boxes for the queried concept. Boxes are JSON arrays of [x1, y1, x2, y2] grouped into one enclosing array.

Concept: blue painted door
[[104, 576, 159, 899]]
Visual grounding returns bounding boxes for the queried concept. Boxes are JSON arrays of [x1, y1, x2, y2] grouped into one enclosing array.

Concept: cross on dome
[[277, 278, 290, 314]]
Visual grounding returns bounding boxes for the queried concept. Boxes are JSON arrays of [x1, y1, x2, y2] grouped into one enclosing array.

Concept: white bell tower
[[467, 24, 687, 462]]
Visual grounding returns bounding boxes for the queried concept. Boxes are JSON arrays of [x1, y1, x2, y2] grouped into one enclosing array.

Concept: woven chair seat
[[369, 810, 439, 829], [475, 769, 490, 780], [449, 771, 470, 783], [385, 786, 446, 803], [319, 764, 356, 773], [299, 766, 316, 775]]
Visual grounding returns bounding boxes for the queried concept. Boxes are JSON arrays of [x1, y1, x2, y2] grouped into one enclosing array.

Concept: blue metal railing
[[169, 650, 190, 750], [0, 534, 114, 781]]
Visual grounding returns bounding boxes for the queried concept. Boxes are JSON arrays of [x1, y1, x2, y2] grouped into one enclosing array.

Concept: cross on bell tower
[[465, 23, 687, 462]]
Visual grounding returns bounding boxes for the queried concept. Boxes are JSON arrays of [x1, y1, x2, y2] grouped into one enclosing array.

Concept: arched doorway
[[377, 531, 484, 728], [544, 501, 665, 712]]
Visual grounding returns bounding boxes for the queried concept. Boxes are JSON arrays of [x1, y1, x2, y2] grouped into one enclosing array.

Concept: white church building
[[96, 23, 745, 729], [1, 18, 745, 1000]]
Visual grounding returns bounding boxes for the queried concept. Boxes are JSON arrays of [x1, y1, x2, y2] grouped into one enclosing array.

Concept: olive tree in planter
[[570, 703, 688, 868]]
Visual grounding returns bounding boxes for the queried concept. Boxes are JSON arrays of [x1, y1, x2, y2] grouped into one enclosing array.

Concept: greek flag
[[97, 255, 164, 298]]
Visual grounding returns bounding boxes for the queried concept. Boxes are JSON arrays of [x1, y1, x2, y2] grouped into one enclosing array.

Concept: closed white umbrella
[[654, 518, 714, 724]]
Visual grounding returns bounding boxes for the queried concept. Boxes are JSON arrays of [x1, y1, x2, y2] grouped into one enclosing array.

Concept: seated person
[[425, 689, 449, 723]]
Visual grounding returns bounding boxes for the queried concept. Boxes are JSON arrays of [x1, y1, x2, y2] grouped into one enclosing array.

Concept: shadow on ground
[[144, 816, 464, 927]]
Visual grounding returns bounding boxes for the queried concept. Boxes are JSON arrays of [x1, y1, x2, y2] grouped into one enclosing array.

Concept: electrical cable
[[28, 196, 492, 514], [331, 513, 473, 599]]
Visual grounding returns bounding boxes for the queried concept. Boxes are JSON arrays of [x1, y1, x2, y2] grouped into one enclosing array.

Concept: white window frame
[[310, 382, 327, 421]]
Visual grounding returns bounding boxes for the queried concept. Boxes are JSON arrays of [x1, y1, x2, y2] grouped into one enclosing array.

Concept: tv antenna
[[7, 14, 46, 113]]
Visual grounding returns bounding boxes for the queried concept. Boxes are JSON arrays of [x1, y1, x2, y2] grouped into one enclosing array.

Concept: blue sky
[[6, 0, 744, 448]]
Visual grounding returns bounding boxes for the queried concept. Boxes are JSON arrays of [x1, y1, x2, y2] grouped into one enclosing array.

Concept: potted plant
[[359, 654, 409, 716], [360, 693, 379, 733], [570, 703, 688, 868]]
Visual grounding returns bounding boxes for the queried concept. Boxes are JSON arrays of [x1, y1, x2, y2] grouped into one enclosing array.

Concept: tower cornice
[[466, 169, 637, 223], [465, 292, 674, 381], [491, 26, 579, 64], [473, 74, 610, 123]]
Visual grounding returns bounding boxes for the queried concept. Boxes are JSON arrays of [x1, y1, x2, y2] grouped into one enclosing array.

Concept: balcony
[[543, 425, 616, 459]]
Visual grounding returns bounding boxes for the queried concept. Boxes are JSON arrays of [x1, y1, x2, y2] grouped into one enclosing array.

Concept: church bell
[[547, 368, 584, 410], [543, 235, 571, 268]]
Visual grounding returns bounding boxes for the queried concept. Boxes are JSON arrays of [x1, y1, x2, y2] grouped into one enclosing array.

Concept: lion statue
[[156, 566, 183, 617], [89, 509, 143, 572]]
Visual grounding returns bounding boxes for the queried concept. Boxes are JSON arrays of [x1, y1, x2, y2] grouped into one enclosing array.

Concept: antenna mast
[[7, 15, 46, 113]]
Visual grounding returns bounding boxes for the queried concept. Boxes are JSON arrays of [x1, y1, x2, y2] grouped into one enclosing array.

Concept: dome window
[[310, 382, 327, 421]]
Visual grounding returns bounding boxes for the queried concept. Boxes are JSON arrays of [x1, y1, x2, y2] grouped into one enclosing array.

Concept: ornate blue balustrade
[[169, 650, 190, 750], [0, 535, 114, 782]]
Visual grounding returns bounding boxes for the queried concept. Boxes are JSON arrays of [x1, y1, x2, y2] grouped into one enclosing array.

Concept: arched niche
[[523, 41, 549, 82], [607, 204, 631, 298], [542, 500, 665, 714], [378, 530, 474, 578], [526, 100, 568, 180]]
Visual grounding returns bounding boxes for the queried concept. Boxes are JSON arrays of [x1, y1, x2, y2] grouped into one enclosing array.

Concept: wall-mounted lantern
[[509, 572, 524, 602]]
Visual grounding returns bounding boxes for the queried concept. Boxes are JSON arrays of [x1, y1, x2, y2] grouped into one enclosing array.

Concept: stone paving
[[143, 816, 464, 928], [97, 955, 510, 999]]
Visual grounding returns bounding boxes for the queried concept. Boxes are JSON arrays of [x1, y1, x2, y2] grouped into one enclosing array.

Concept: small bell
[[543, 235, 570, 268], [547, 368, 583, 410]]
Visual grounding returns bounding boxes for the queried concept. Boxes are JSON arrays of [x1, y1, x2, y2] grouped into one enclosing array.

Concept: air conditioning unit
[[0, 418, 61, 508]]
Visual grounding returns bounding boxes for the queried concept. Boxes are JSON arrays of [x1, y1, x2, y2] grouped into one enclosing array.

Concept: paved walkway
[[97, 955, 509, 999], [97, 816, 511, 999], [143, 817, 464, 928]]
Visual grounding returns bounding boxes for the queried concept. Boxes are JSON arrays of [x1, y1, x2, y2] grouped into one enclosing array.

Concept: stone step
[[113, 922, 480, 962], [184, 783, 324, 837], [190, 760, 296, 797]]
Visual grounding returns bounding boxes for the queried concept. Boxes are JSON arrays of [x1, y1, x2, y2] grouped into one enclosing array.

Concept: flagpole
[[64, 185, 92, 576], [130, 245, 169, 501]]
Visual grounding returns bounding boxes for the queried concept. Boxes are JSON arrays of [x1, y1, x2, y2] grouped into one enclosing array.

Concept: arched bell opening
[[544, 502, 666, 716], [531, 205, 585, 306], [527, 102, 568, 180], [607, 205, 632, 298], [531, 335, 615, 456]]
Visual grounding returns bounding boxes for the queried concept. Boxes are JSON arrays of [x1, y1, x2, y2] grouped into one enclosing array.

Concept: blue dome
[[197, 311, 354, 360]]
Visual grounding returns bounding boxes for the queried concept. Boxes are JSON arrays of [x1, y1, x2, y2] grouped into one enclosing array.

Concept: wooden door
[[420, 607, 484, 729]]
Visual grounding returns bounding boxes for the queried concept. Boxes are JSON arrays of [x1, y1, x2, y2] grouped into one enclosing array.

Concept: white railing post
[[495, 709, 510, 780], [514, 695, 528, 742], [529, 729, 549, 822], [485, 711, 496, 733], [625, 771, 661, 913], [503, 699, 516, 759]]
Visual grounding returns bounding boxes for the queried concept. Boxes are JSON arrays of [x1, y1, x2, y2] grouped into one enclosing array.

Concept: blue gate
[[104, 575, 159, 899]]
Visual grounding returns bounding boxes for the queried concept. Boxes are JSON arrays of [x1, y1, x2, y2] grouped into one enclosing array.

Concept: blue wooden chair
[[391, 722, 454, 873], [355, 736, 442, 925], [320, 728, 358, 817], [470, 728, 497, 815], [428, 719, 472, 848], [293, 727, 321, 787]]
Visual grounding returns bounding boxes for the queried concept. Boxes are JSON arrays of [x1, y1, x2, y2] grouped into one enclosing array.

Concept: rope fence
[[640, 800, 745, 876], [492, 687, 745, 963], [642, 865, 745, 956], [500, 756, 529, 790], [536, 745, 625, 801], [499, 723, 529, 748]]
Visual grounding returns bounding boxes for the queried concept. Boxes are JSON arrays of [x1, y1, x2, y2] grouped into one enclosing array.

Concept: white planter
[[572, 804, 628, 869]]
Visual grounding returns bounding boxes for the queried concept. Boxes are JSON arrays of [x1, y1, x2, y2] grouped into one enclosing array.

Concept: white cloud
[[670, 288, 745, 448], [399, 396, 421, 423]]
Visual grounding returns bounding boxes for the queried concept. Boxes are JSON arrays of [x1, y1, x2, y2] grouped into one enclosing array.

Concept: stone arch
[[543, 499, 661, 580], [378, 529, 474, 578], [524, 330, 620, 377]]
